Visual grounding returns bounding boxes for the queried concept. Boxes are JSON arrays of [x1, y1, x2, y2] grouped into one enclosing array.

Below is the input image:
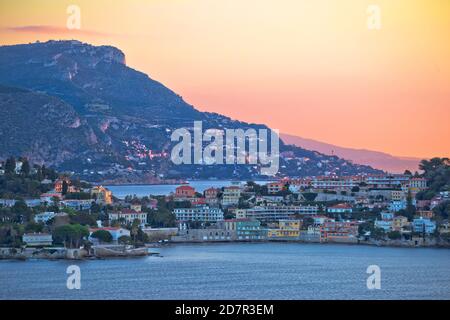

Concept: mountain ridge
[[0, 40, 382, 181], [281, 133, 421, 173]]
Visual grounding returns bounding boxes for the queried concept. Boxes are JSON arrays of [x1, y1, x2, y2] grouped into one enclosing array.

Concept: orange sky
[[0, 0, 449, 159]]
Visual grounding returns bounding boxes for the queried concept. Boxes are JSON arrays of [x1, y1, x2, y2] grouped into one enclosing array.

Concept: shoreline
[[2, 240, 449, 262]]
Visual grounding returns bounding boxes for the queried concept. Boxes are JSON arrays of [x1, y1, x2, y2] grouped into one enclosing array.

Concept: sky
[[0, 0, 449, 159]]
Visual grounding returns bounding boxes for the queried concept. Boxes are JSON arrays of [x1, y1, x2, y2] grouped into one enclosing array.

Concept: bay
[[1, 243, 449, 300]]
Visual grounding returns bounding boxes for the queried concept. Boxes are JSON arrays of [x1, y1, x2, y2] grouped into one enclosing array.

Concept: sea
[[1, 243, 449, 300]]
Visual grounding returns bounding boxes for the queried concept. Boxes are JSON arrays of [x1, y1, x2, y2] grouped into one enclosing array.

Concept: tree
[[69, 212, 97, 226], [302, 192, 317, 202], [418, 158, 450, 198], [62, 180, 69, 196], [404, 190, 416, 220], [21, 158, 30, 176], [433, 200, 450, 220], [387, 230, 402, 240], [25, 222, 44, 233], [4, 157, 16, 174], [118, 235, 132, 245], [91, 230, 113, 243], [53, 224, 89, 248], [372, 228, 386, 240], [130, 219, 140, 242]]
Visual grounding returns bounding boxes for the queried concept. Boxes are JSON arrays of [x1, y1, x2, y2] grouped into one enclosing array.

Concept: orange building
[[175, 185, 196, 199]]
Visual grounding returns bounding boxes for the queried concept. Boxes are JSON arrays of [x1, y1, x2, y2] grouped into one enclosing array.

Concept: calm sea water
[[106, 180, 272, 199], [1, 243, 449, 300]]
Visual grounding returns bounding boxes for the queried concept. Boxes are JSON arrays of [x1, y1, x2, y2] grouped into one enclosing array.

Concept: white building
[[243, 205, 319, 222], [221, 186, 241, 206], [22, 233, 53, 246], [173, 205, 224, 222], [34, 212, 57, 223], [312, 176, 358, 190], [327, 203, 353, 214], [88, 227, 131, 243], [108, 209, 148, 225]]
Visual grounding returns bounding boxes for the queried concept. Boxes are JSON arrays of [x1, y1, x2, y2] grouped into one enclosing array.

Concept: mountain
[[0, 85, 103, 165], [0, 40, 382, 181], [281, 133, 421, 173]]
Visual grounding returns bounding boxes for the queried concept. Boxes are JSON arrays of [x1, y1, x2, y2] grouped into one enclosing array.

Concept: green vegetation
[[91, 230, 113, 243], [302, 192, 317, 202], [387, 231, 402, 240], [0, 157, 58, 199], [52, 224, 89, 248], [145, 196, 176, 228], [433, 201, 450, 221], [416, 158, 450, 200]]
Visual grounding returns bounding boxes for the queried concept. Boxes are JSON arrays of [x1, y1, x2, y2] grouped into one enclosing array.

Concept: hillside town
[[0, 157, 449, 259]]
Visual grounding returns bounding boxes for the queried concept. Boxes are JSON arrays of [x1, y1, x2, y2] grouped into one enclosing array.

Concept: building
[[417, 210, 434, 219], [54, 177, 78, 193], [172, 228, 236, 242], [173, 205, 224, 222], [312, 215, 331, 225], [374, 211, 395, 231], [14, 161, 23, 174], [374, 220, 393, 232], [91, 186, 113, 204], [389, 200, 407, 212], [34, 212, 57, 223], [267, 182, 285, 194], [312, 176, 358, 190], [204, 187, 219, 205], [409, 178, 427, 191], [320, 221, 359, 243], [391, 190, 405, 201], [380, 212, 394, 220], [61, 199, 92, 211], [412, 218, 436, 234], [204, 187, 219, 199], [40, 192, 62, 203], [142, 227, 178, 239], [174, 185, 196, 200], [392, 216, 409, 231], [243, 205, 318, 222], [365, 174, 410, 188], [219, 219, 265, 241], [221, 186, 241, 206], [130, 204, 142, 212], [22, 233, 53, 246], [288, 178, 312, 192], [298, 226, 321, 242], [327, 203, 353, 214], [267, 220, 302, 239], [235, 209, 247, 219], [88, 227, 131, 243], [108, 209, 148, 225]]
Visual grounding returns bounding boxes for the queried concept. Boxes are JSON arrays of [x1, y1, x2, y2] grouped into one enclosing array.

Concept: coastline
[[2, 239, 449, 262]]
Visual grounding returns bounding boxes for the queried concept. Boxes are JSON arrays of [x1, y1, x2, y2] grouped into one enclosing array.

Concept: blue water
[[106, 180, 271, 199], [1, 243, 449, 300]]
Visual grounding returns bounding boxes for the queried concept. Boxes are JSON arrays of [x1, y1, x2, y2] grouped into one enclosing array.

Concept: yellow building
[[392, 216, 408, 231], [267, 220, 302, 239], [409, 178, 427, 192], [91, 185, 113, 204]]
